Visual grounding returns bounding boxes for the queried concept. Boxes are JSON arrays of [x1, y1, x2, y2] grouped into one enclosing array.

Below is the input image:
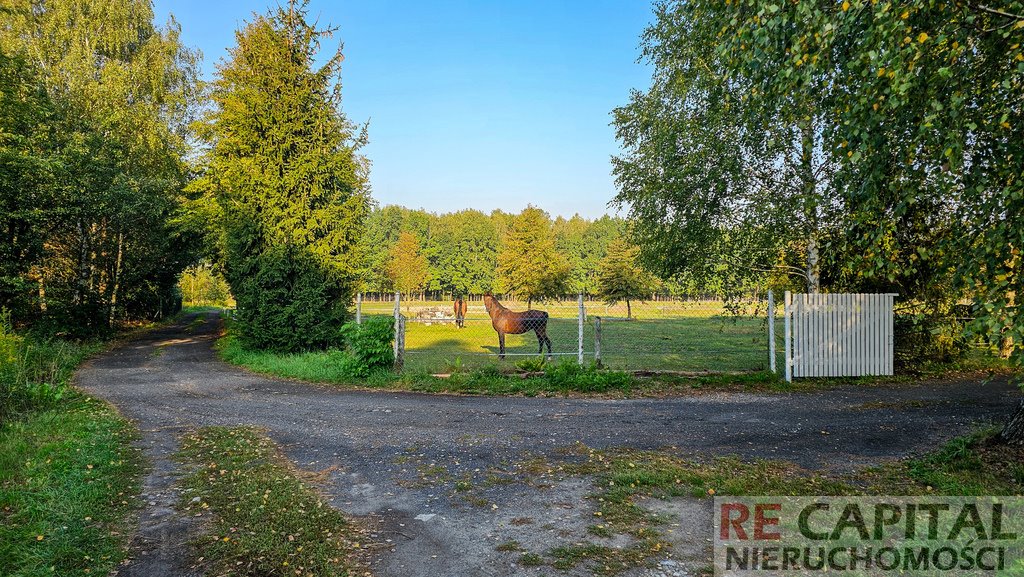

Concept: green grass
[[218, 332, 363, 384], [0, 394, 144, 577], [177, 426, 366, 577], [359, 297, 770, 374], [220, 328, 644, 396], [508, 431, 1024, 574]]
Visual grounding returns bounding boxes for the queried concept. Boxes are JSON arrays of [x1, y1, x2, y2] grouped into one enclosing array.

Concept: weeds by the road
[[177, 426, 367, 577], [0, 395, 143, 577], [1, 313, 144, 577], [504, 430, 1024, 574]]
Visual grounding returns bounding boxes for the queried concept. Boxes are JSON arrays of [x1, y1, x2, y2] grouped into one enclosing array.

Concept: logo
[[714, 497, 1024, 576]]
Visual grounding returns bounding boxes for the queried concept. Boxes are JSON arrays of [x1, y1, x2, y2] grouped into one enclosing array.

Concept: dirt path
[[78, 311, 1021, 577]]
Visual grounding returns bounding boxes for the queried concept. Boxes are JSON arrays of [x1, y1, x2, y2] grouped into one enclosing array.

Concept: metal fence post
[[784, 291, 792, 382], [393, 292, 402, 370], [356, 292, 362, 325], [768, 290, 776, 373], [594, 316, 602, 368], [578, 293, 585, 365]]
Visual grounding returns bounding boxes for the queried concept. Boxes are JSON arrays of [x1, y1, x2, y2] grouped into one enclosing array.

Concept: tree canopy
[[596, 238, 657, 319], [495, 206, 572, 306], [0, 0, 200, 334], [387, 232, 430, 299], [190, 1, 370, 351]]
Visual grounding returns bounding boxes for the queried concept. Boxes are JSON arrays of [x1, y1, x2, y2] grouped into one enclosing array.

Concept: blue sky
[[153, 0, 654, 219]]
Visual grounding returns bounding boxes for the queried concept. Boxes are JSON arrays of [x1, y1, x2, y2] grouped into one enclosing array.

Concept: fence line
[[370, 291, 774, 374]]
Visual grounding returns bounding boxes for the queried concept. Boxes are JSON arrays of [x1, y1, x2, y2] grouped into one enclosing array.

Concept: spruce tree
[[195, 1, 370, 351]]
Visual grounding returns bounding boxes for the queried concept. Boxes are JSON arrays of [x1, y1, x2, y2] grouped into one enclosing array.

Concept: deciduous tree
[[387, 232, 430, 304]]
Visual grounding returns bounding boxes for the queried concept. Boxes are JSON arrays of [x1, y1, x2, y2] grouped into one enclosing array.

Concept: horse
[[453, 297, 467, 328], [482, 293, 552, 359]]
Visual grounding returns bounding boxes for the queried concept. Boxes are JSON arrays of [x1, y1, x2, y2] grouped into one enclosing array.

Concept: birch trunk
[[1001, 400, 1024, 445], [108, 232, 124, 327]]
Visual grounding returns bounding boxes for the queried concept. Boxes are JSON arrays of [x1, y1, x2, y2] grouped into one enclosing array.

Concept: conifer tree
[[496, 206, 570, 307], [596, 238, 656, 319], [194, 0, 370, 351]]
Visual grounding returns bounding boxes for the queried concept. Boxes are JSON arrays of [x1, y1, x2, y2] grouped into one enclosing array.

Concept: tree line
[[1, 0, 200, 336]]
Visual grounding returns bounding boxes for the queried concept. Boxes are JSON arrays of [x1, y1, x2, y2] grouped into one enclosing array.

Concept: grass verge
[[0, 394, 143, 576], [177, 426, 366, 577], [508, 430, 1024, 574]]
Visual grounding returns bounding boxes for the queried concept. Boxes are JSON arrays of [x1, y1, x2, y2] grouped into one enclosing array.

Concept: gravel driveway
[[77, 310, 1020, 577]]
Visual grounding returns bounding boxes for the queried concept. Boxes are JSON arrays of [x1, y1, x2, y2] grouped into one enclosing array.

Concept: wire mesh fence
[[359, 293, 777, 374]]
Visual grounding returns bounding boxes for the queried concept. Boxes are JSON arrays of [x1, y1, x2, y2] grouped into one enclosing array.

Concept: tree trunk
[[108, 232, 124, 327], [1001, 399, 1024, 445], [627, 300, 632, 319], [806, 236, 820, 293], [799, 118, 821, 294], [37, 271, 47, 313]]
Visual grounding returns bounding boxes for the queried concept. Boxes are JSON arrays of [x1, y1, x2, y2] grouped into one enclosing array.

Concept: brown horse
[[453, 297, 467, 328], [483, 293, 552, 359]]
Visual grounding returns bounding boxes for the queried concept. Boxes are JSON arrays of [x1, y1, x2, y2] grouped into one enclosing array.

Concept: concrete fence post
[[393, 292, 403, 370], [394, 314, 405, 371], [594, 316, 602, 368], [768, 290, 776, 373], [356, 292, 362, 325]]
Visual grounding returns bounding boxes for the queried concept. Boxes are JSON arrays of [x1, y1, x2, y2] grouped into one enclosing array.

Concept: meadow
[[360, 297, 774, 374]]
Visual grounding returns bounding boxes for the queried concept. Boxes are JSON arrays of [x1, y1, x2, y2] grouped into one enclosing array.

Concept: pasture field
[[361, 298, 773, 374]]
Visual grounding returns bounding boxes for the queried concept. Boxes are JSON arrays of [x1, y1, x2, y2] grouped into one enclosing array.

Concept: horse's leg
[[498, 332, 505, 360], [535, 329, 543, 355], [538, 325, 552, 359]]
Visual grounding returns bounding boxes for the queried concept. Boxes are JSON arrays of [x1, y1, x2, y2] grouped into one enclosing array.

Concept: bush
[[1, 310, 95, 421], [338, 316, 394, 377], [543, 360, 634, 393], [894, 313, 969, 371], [232, 245, 352, 353]]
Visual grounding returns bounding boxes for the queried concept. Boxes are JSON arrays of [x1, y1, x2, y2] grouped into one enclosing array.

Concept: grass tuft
[[0, 395, 143, 577], [177, 426, 366, 576]]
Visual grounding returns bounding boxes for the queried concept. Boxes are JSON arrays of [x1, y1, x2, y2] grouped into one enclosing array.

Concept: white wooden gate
[[784, 292, 895, 381]]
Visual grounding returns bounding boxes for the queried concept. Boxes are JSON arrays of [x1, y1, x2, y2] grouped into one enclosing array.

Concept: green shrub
[[514, 357, 547, 372], [894, 313, 969, 371], [339, 316, 394, 377], [232, 245, 351, 353], [0, 310, 97, 421], [543, 360, 634, 393]]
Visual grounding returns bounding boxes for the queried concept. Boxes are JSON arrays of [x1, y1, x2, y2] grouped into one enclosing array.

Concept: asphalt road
[[77, 310, 1021, 577]]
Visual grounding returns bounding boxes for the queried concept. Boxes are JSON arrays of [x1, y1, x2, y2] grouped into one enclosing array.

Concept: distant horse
[[453, 297, 467, 328], [483, 293, 552, 359]]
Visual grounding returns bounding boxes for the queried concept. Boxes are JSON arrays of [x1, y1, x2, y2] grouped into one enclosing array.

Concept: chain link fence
[[357, 292, 777, 375]]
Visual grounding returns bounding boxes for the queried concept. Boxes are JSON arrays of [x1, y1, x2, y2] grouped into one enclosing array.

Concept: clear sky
[[152, 0, 654, 219]]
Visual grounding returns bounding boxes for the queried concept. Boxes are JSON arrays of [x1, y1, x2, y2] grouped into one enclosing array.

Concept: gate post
[[784, 291, 792, 382]]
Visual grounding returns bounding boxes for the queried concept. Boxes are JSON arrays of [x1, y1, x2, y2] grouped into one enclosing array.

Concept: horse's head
[[482, 292, 495, 314]]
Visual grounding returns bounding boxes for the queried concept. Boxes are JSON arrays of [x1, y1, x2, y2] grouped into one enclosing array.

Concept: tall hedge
[[193, 1, 370, 351]]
